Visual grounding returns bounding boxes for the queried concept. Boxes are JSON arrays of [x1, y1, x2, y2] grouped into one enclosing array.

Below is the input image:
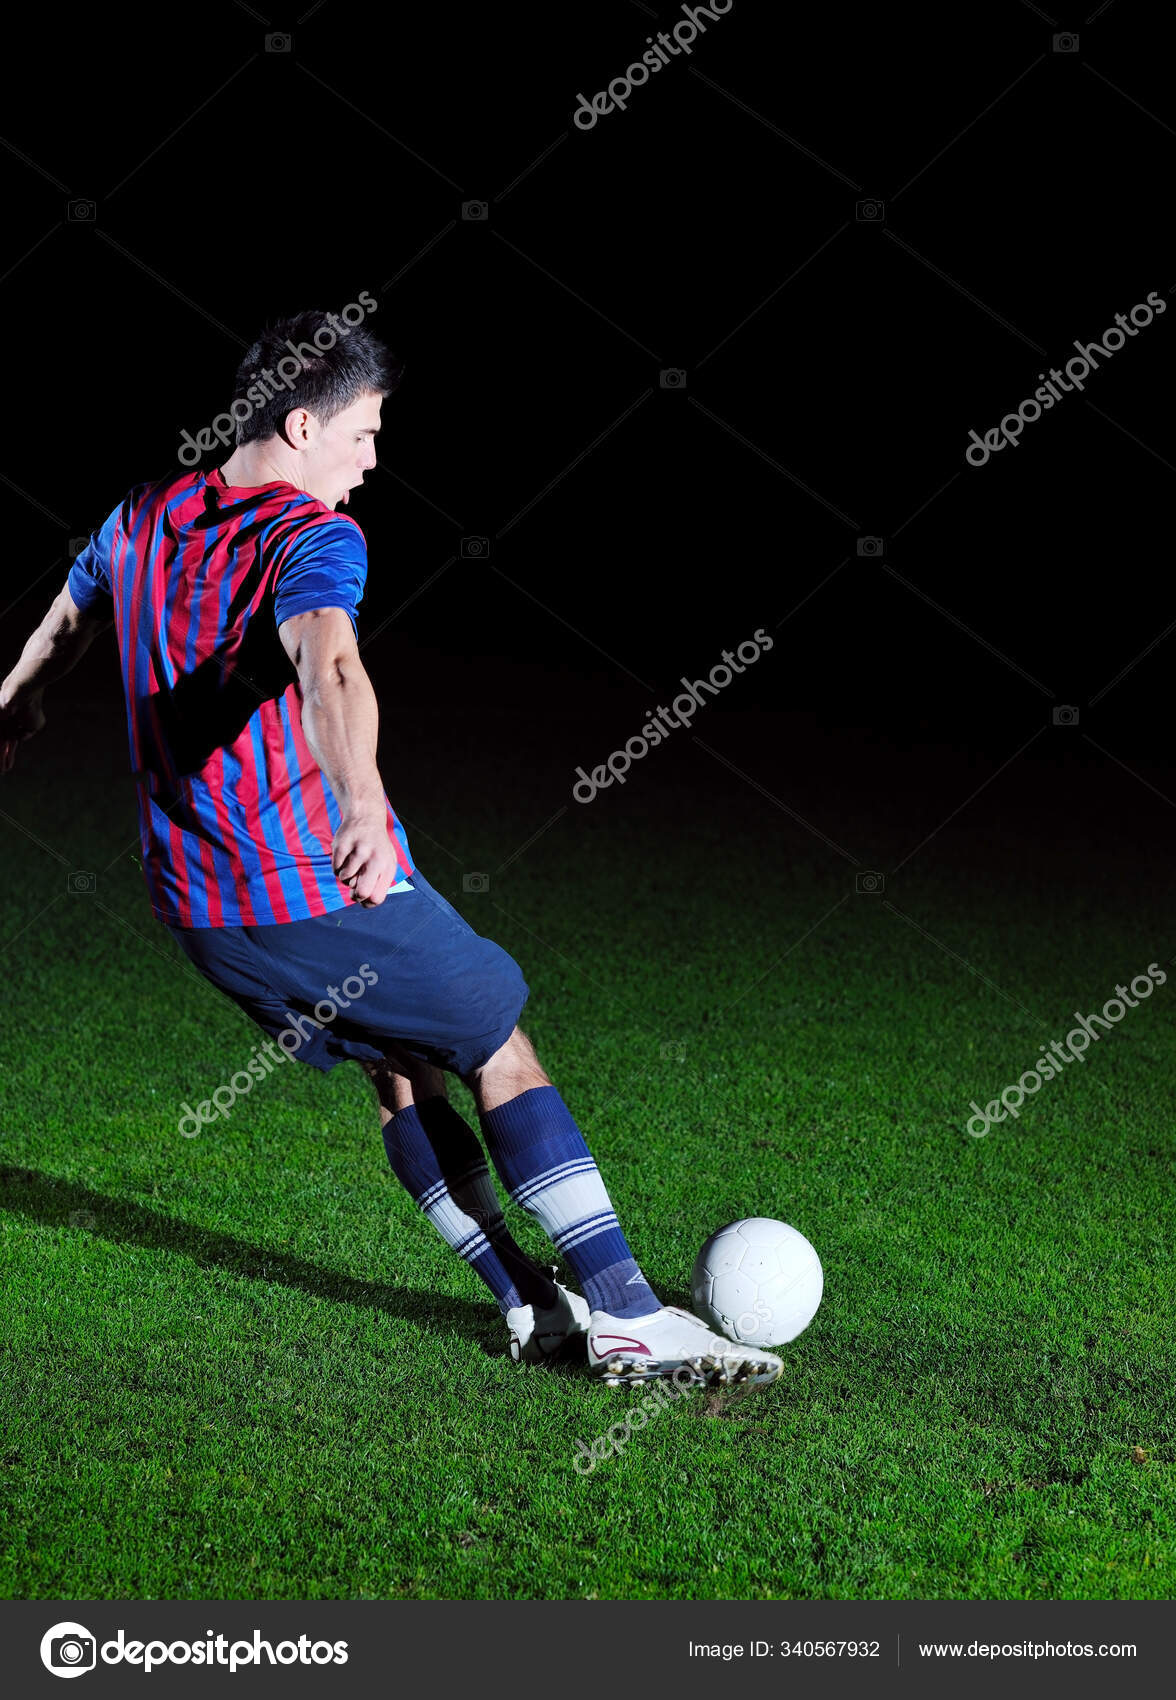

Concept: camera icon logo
[[462, 872, 490, 893], [856, 536, 885, 558], [855, 870, 884, 895], [67, 200, 96, 222], [265, 32, 292, 51], [67, 871, 96, 895], [462, 200, 488, 221], [68, 536, 91, 560], [40, 1622, 96, 1677], [855, 199, 885, 222], [1053, 32, 1078, 53], [460, 536, 489, 559], [1052, 705, 1079, 727], [659, 368, 686, 390]]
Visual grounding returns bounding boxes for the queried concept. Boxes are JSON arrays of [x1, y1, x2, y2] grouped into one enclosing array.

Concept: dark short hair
[[231, 306, 403, 446]]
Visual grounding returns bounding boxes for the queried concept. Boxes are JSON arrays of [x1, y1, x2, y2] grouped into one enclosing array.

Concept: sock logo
[[624, 1271, 647, 1284]]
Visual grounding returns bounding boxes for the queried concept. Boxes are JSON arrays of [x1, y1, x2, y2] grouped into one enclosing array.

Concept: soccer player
[[0, 309, 782, 1390]]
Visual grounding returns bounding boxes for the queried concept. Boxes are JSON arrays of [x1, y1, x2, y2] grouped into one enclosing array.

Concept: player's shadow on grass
[[0, 1164, 507, 1350]]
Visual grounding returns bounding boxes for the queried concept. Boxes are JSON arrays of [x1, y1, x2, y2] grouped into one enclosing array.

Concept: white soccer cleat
[[586, 1304, 784, 1388], [507, 1277, 591, 1365]]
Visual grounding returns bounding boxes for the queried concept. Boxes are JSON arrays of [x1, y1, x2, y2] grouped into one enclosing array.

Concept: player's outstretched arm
[[0, 581, 112, 774], [278, 605, 401, 907]]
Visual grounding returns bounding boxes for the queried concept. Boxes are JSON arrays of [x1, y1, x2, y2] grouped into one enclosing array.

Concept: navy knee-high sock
[[382, 1099, 557, 1315], [415, 1097, 559, 1308], [478, 1085, 661, 1320]]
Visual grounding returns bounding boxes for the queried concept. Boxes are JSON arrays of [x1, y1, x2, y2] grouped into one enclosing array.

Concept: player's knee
[[361, 1042, 448, 1102], [473, 1025, 547, 1089], [459, 1024, 520, 1087]]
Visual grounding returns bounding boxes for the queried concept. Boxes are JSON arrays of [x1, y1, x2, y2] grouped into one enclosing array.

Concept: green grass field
[[1, 673, 1172, 1600]]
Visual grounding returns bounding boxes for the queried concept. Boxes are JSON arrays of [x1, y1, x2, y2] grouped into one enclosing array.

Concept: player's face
[[302, 391, 382, 510]]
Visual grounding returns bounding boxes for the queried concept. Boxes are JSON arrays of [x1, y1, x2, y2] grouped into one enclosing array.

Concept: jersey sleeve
[[66, 503, 120, 615], [272, 513, 369, 641]]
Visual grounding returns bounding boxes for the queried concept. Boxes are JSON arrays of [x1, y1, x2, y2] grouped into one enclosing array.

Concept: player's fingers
[[340, 855, 370, 900], [352, 863, 392, 906], [335, 840, 374, 883], [354, 868, 388, 906]]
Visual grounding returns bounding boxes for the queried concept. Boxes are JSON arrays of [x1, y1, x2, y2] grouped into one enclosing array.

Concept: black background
[[2, 1, 1174, 926]]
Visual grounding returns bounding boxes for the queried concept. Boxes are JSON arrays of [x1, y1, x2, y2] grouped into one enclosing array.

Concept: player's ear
[[281, 406, 313, 448]]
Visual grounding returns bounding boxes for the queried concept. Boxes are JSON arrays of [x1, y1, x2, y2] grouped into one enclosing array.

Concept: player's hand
[[332, 803, 401, 906], [0, 690, 46, 774]]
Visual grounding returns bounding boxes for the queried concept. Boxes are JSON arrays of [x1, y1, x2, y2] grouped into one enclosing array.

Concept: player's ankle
[[597, 1301, 663, 1322]]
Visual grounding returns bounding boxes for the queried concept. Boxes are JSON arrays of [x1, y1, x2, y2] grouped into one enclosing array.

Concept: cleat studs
[[606, 1357, 624, 1375], [603, 1375, 621, 1387]]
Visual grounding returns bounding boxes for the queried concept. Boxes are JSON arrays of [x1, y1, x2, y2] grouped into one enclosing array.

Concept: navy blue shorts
[[165, 869, 529, 1077]]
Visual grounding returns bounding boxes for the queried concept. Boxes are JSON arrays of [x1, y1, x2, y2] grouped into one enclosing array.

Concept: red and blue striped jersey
[[67, 466, 414, 928]]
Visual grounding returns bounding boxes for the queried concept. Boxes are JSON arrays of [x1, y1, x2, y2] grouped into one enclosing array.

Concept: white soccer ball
[[691, 1218, 824, 1347]]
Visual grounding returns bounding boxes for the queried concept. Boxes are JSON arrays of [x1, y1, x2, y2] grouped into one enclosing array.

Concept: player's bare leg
[[460, 1025, 550, 1113], [359, 1043, 447, 1125]]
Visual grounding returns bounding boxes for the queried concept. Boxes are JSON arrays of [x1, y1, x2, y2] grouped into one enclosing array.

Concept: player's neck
[[219, 446, 301, 493]]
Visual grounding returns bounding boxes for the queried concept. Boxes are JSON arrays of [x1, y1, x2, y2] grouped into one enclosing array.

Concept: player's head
[[230, 307, 403, 510]]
